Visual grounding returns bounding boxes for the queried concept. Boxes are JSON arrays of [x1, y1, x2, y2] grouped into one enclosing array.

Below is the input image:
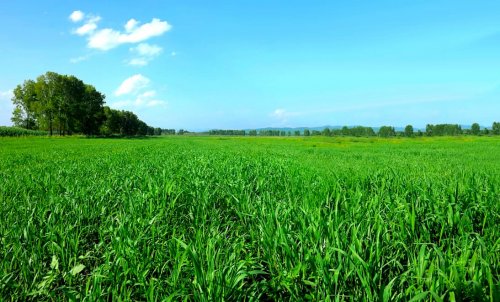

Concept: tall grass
[[0, 136, 498, 301]]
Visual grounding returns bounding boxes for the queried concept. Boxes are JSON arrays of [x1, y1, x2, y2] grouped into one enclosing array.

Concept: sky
[[0, 0, 499, 130]]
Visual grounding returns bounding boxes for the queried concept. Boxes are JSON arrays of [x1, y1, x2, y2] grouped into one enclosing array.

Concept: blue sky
[[0, 0, 499, 130]]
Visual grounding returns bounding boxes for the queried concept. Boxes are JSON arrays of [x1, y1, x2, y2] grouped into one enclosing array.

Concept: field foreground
[[0, 136, 499, 301]]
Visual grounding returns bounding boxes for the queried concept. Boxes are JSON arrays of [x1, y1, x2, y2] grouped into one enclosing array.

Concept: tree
[[322, 128, 331, 136], [404, 125, 414, 137], [492, 122, 500, 135], [379, 126, 396, 137], [35, 72, 63, 135], [78, 84, 105, 135], [425, 124, 461, 136], [11, 80, 38, 129], [303, 129, 310, 136], [425, 124, 433, 136], [471, 123, 480, 135], [11, 72, 108, 136], [100, 106, 122, 135]]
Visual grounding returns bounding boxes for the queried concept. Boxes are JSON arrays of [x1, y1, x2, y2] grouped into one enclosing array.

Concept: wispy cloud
[[70, 11, 172, 51], [128, 43, 162, 66], [70, 54, 91, 63], [270, 108, 301, 124]]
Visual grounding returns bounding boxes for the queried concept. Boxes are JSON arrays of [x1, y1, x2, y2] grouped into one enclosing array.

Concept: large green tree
[[12, 72, 107, 135]]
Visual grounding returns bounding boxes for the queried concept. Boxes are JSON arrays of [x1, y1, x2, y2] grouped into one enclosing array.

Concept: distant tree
[[471, 123, 480, 135], [294, 130, 300, 136], [425, 124, 461, 136], [303, 129, 310, 136], [378, 126, 396, 137], [492, 122, 500, 135], [425, 124, 433, 136], [404, 125, 414, 137], [322, 128, 331, 136], [341, 126, 349, 136]]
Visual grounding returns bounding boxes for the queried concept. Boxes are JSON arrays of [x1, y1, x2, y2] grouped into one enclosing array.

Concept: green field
[[0, 136, 499, 301]]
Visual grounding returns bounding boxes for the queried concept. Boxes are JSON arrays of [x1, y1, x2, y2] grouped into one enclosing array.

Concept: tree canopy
[[11, 72, 159, 136]]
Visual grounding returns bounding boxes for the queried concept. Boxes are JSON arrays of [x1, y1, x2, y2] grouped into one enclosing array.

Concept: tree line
[[209, 122, 500, 137], [10, 72, 163, 136]]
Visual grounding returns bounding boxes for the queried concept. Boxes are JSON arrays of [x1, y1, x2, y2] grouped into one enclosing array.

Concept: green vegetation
[[0, 136, 499, 301], [10, 71, 158, 136], [0, 126, 47, 137], [208, 122, 500, 138]]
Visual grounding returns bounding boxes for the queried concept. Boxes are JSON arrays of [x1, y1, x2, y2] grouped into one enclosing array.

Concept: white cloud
[[113, 75, 166, 109], [88, 28, 121, 49], [115, 74, 150, 96], [76, 17, 171, 51], [171, 51, 177, 56], [125, 19, 139, 32], [128, 43, 162, 66], [112, 90, 166, 109], [128, 58, 149, 66], [69, 10, 84, 22], [73, 15, 101, 36], [134, 43, 162, 56]]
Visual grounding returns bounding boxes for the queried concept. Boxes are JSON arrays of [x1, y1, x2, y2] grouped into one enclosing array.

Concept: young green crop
[[0, 136, 498, 301], [0, 126, 47, 137]]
